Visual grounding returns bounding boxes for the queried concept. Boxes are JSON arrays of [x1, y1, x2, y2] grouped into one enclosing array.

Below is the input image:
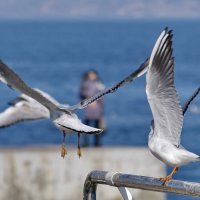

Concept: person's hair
[[82, 69, 99, 81]]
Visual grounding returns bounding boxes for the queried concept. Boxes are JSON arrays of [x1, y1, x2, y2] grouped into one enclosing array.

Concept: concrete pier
[[0, 146, 165, 200]]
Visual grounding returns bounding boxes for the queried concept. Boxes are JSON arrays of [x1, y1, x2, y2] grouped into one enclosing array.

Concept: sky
[[0, 0, 200, 20]]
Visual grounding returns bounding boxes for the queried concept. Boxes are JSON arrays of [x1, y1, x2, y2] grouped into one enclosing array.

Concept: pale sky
[[0, 0, 200, 20]]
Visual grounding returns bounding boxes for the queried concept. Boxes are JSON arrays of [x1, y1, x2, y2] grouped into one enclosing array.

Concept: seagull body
[[52, 109, 102, 134], [146, 28, 200, 185], [0, 57, 148, 158], [148, 133, 199, 167]]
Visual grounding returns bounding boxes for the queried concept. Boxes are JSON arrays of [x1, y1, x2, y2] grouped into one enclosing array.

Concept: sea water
[[0, 20, 199, 200]]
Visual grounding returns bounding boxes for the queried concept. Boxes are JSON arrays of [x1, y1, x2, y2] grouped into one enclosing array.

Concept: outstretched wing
[[0, 87, 64, 128], [182, 86, 200, 116], [0, 60, 60, 112], [0, 103, 47, 128], [68, 58, 149, 111], [0, 106, 28, 128], [146, 28, 183, 146], [33, 88, 61, 106]]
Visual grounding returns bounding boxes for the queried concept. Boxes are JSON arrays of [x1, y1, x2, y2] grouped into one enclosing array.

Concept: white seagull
[[146, 28, 200, 185], [0, 58, 148, 158]]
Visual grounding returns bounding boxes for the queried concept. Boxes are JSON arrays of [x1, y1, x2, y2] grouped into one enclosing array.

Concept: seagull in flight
[[0, 58, 148, 158], [146, 28, 200, 185]]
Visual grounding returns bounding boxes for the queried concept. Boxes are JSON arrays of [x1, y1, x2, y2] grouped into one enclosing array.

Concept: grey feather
[[146, 28, 183, 146]]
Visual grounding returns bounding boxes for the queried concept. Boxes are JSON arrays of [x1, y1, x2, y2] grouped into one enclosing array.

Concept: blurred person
[[80, 70, 106, 147]]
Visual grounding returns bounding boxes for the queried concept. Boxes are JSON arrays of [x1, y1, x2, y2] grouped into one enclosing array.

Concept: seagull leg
[[160, 166, 178, 185], [61, 131, 67, 158], [77, 133, 82, 158]]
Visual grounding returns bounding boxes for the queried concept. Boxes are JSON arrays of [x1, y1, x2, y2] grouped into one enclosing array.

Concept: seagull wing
[[146, 28, 183, 146], [0, 60, 60, 113], [182, 86, 200, 116], [0, 88, 62, 128], [68, 58, 149, 111], [0, 101, 46, 128], [33, 88, 60, 106], [0, 106, 28, 128], [8, 96, 26, 106]]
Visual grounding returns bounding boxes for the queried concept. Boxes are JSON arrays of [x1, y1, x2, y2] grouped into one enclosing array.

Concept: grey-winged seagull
[[0, 59, 148, 158], [146, 28, 200, 185]]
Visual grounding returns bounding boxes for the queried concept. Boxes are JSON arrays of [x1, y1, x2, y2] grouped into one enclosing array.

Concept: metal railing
[[83, 170, 200, 200]]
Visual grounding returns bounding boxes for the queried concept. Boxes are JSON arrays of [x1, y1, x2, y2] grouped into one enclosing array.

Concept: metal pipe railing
[[83, 170, 200, 200]]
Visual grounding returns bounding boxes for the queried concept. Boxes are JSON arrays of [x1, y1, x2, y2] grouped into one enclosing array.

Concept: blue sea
[[0, 20, 199, 200]]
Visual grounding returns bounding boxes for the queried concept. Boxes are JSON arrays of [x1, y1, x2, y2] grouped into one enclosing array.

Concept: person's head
[[83, 70, 99, 81]]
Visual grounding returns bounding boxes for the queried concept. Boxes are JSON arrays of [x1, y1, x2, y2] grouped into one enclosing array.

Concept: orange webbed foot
[[159, 175, 172, 185], [77, 147, 82, 158], [61, 144, 67, 158], [61, 131, 67, 158], [77, 132, 82, 158], [159, 166, 178, 185]]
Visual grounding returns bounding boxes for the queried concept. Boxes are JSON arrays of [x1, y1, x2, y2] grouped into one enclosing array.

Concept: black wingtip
[[168, 29, 173, 35], [163, 27, 173, 37], [8, 102, 15, 106], [183, 86, 200, 116]]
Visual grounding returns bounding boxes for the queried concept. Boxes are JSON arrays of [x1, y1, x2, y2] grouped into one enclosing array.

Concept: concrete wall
[[0, 146, 166, 200]]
